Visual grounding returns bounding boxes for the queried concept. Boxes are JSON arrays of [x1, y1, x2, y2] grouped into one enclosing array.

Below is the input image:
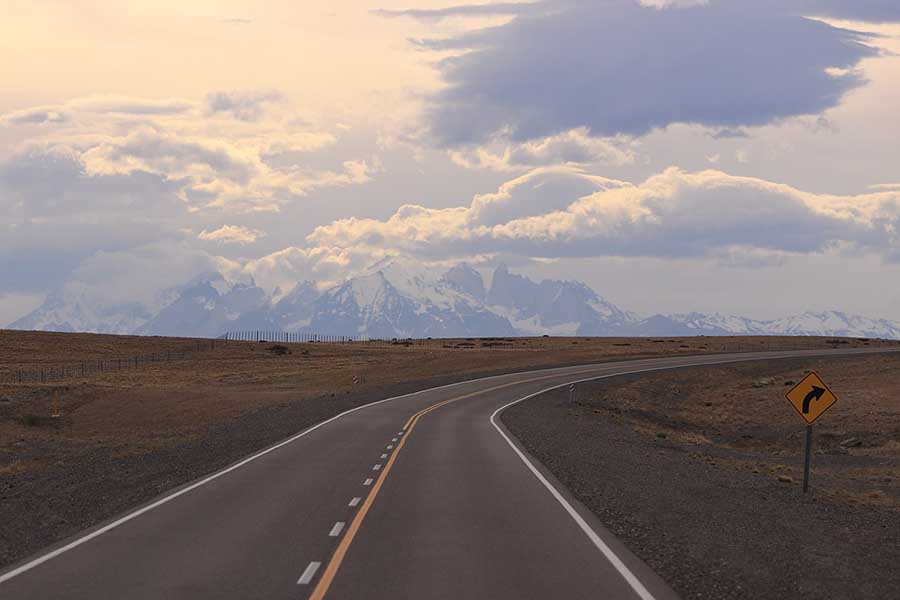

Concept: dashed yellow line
[[308, 367, 606, 599]]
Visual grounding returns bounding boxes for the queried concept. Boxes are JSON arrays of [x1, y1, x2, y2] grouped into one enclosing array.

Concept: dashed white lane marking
[[373, 464, 382, 471], [380, 453, 388, 459], [364, 478, 374, 486], [297, 561, 321, 585], [349, 497, 361, 507], [387, 445, 394, 449], [3, 351, 863, 585], [329, 522, 345, 537], [397, 431, 404, 435], [392, 438, 398, 442]]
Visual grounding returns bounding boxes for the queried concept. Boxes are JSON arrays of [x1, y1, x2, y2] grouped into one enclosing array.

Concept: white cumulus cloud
[[198, 225, 266, 245], [305, 166, 900, 262]]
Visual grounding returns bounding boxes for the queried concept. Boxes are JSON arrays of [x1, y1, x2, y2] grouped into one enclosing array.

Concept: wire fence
[[222, 331, 558, 350], [223, 330, 438, 348], [3, 330, 897, 386], [222, 330, 900, 353], [0, 338, 220, 385]]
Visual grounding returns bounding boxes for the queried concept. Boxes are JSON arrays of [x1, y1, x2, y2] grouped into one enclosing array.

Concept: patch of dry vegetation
[[0, 329, 893, 479], [586, 354, 900, 508]]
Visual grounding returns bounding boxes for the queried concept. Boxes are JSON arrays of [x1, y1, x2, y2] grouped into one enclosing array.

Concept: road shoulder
[[500, 357, 900, 599]]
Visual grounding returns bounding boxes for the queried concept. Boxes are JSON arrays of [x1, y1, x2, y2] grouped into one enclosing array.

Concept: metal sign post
[[785, 372, 838, 494], [802, 425, 813, 493]]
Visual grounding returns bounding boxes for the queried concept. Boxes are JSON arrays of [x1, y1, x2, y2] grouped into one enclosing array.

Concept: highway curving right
[[1, 348, 892, 599]]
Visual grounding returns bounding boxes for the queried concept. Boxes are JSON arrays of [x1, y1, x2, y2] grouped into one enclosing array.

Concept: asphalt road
[[1, 348, 891, 600]]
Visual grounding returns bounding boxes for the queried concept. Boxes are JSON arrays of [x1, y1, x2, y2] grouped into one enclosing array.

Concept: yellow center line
[[308, 367, 607, 600]]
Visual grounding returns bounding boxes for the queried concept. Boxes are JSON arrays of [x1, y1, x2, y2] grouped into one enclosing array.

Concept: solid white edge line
[[486, 354, 880, 600], [0, 360, 602, 584], [329, 522, 346, 537], [297, 561, 322, 585], [1, 348, 888, 584], [490, 371, 664, 600]]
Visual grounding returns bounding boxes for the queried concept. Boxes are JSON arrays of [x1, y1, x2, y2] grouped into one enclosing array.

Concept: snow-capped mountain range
[[10, 260, 900, 339]]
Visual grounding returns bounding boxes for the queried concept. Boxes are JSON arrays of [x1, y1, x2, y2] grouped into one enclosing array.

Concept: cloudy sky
[[3, 0, 900, 325]]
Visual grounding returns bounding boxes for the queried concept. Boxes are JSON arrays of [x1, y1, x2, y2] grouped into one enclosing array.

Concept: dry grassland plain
[[560, 355, 900, 508], [0, 329, 896, 569], [502, 353, 900, 599]]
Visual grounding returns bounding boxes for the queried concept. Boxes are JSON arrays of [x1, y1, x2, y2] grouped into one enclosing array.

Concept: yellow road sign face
[[785, 372, 838, 425]]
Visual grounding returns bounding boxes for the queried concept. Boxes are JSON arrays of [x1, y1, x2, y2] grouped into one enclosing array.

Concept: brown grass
[[0, 329, 894, 478], [585, 353, 900, 508]]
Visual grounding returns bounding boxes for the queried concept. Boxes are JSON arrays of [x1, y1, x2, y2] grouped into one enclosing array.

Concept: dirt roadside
[[0, 331, 893, 572], [0, 332, 763, 568], [501, 354, 900, 600]]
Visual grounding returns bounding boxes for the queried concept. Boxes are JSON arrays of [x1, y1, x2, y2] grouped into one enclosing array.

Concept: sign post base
[[803, 424, 813, 493]]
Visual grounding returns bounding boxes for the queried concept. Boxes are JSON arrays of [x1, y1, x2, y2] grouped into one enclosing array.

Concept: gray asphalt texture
[[502, 361, 900, 600], [1, 349, 894, 599]]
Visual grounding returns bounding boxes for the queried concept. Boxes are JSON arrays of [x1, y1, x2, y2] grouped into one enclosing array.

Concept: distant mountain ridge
[[11, 260, 900, 340]]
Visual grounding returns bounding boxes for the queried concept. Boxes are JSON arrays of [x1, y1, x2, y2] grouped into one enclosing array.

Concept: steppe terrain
[[0, 329, 895, 574], [503, 354, 900, 599]]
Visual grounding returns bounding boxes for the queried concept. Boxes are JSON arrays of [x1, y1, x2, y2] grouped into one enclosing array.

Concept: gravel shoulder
[[501, 355, 900, 599], [2, 334, 896, 579], [0, 346, 730, 570], [0, 366, 571, 569]]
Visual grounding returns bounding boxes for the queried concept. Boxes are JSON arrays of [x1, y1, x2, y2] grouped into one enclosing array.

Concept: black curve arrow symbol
[[802, 386, 826, 414]]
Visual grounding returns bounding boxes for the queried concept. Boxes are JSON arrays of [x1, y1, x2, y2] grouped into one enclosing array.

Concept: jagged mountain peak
[[484, 265, 632, 335], [441, 263, 486, 302], [278, 280, 319, 303], [10, 262, 900, 340]]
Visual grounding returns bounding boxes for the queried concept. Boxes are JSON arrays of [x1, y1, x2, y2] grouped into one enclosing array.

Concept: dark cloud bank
[[387, 0, 900, 145]]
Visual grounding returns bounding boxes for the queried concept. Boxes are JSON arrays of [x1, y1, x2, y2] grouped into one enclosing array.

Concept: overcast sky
[[3, 0, 900, 324]]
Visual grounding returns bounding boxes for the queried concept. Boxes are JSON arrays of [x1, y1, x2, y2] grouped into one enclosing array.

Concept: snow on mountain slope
[[486, 264, 636, 335], [763, 311, 900, 339], [442, 263, 486, 302], [302, 261, 516, 337], [136, 272, 268, 337], [271, 281, 319, 330], [644, 312, 768, 336], [623, 310, 900, 339], [10, 282, 170, 334], [9, 261, 900, 339]]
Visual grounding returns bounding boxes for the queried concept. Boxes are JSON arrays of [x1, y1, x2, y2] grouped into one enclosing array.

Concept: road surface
[[0, 349, 890, 599]]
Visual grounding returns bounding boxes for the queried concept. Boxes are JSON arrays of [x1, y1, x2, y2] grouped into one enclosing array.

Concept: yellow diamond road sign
[[785, 372, 838, 425]]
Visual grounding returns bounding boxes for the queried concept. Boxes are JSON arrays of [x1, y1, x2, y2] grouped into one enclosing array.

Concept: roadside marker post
[[51, 390, 60, 419], [802, 424, 813, 493], [569, 382, 576, 403], [785, 372, 839, 493]]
